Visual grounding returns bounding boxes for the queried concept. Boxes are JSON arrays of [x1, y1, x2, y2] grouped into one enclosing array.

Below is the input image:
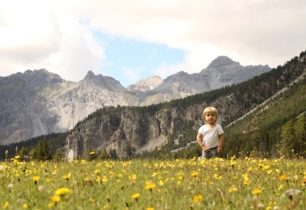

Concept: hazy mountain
[[145, 56, 270, 105], [127, 75, 163, 92], [0, 70, 137, 145], [0, 56, 270, 145]]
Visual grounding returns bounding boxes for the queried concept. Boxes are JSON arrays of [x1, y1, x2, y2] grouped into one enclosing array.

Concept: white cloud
[[0, 0, 305, 82], [0, 0, 105, 81], [76, 0, 306, 69]]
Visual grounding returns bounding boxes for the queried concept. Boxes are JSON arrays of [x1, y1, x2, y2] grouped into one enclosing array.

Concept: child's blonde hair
[[202, 106, 218, 121]]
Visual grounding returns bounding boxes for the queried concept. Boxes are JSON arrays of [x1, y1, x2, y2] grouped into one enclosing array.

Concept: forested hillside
[[224, 76, 306, 158]]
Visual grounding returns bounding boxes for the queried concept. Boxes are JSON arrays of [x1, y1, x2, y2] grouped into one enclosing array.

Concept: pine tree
[[280, 120, 295, 157], [31, 139, 51, 160], [294, 113, 306, 156]]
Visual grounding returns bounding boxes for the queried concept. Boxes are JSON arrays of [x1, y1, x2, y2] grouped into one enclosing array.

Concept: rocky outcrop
[[66, 106, 195, 158]]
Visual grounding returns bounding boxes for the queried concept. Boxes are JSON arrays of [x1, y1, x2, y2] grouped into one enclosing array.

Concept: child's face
[[204, 112, 217, 124]]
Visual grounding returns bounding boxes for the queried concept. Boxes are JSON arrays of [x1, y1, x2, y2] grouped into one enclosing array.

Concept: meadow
[[0, 157, 305, 210]]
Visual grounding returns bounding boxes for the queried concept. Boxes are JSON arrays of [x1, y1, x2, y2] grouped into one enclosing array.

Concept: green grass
[[0, 158, 305, 209]]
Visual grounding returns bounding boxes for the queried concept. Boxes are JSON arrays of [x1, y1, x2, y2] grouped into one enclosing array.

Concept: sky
[[0, 0, 305, 87]]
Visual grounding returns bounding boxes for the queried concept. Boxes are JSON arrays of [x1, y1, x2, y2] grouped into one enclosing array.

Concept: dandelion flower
[[62, 173, 71, 181], [102, 176, 108, 183], [192, 194, 203, 204], [191, 171, 199, 178], [3, 201, 9, 209], [302, 176, 306, 186], [252, 187, 263, 196], [279, 175, 288, 182], [131, 193, 140, 201], [228, 185, 238, 193], [51, 195, 61, 203], [129, 174, 137, 183], [145, 181, 156, 191], [54, 187, 71, 196], [32, 176, 40, 185], [242, 174, 250, 185]]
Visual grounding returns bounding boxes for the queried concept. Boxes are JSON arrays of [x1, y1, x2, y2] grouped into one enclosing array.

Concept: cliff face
[[65, 52, 306, 158], [65, 92, 260, 158], [67, 105, 202, 158]]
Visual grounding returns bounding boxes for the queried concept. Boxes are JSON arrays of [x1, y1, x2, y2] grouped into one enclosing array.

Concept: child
[[196, 106, 224, 159]]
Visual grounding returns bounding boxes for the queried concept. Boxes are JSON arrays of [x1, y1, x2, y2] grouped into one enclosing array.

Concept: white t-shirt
[[198, 124, 224, 149]]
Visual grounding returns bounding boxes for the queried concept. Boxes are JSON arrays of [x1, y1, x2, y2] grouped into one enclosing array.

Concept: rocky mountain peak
[[81, 71, 126, 92], [127, 75, 163, 92], [207, 56, 239, 69], [84, 70, 97, 80], [22, 69, 64, 87]]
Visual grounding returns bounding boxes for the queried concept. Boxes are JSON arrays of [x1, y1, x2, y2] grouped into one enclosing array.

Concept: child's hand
[[202, 145, 209, 151], [217, 146, 222, 153]]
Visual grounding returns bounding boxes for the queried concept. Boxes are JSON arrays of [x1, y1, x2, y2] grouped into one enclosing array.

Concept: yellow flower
[[94, 169, 101, 175], [279, 175, 288, 182], [129, 174, 137, 183], [242, 174, 250, 185], [145, 181, 156, 191], [252, 187, 263, 196], [62, 173, 71, 181], [51, 195, 61, 203], [3, 201, 9, 209], [192, 194, 203, 204], [146, 208, 155, 210], [54, 187, 71, 196], [32, 176, 40, 183], [102, 176, 108, 183], [48, 202, 54, 208], [213, 173, 222, 180], [302, 176, 306, 186], [22, 203, 29, 209], [131, 193, 140, 201], [228, 185, 238, 193], [191, 171, 199, 178]]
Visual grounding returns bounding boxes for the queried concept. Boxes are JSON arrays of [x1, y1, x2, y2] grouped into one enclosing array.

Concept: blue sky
[[97, 33, 185, 87]]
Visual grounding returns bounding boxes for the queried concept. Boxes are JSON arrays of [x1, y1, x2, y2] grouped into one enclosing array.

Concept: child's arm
[[196, 133, 206, 150], [217, 134, 224, 153]]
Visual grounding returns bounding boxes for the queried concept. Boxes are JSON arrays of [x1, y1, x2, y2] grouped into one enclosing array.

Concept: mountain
[[0, 69, 66, 145], [83, 71, 126, 92], [64, 51, 306, 159], [140, 56, 270, 105], [0, 70, 137, 145], [127, 75, 162, 92], [0, 56, 270, 145]]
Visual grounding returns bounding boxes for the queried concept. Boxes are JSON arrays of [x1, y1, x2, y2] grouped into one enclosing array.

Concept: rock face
[[67, 105, 203, 158], [0, 56, 270, 145]]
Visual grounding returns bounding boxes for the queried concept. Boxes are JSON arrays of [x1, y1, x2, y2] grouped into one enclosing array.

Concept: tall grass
[[0, 157, 305, 209]]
